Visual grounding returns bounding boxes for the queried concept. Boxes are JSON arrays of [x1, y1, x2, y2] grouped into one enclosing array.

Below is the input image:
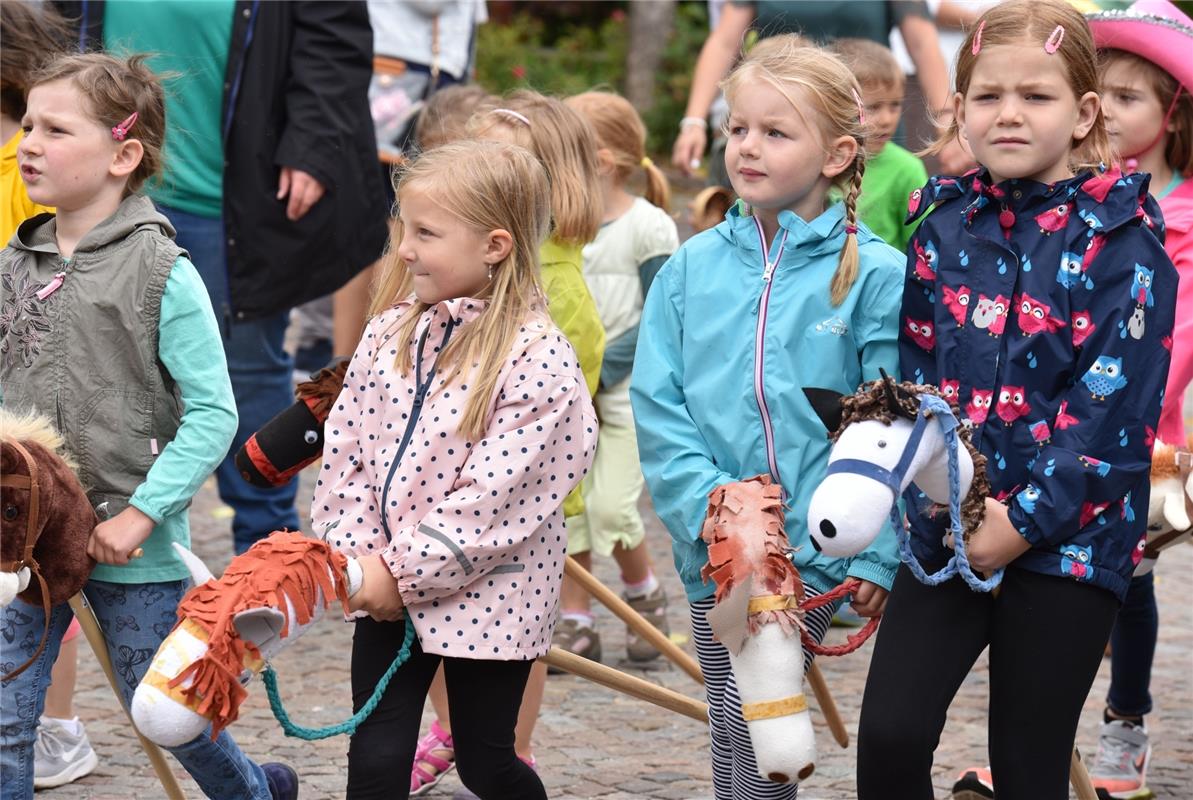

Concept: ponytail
[[640, 156, 672, 213], [830, 155, 865, 307]]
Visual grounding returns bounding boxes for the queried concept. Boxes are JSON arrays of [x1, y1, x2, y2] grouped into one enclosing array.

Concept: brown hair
[[469, 90, 602, 245], [369, 140, 552, 439], [414, 84, 493, 152], [929, 0, 1114, 174], [721, 35, 867, 307], [0, 0, 73, 120], [689, 185, 735, 233], [1100, 49, 1193, 178], [566, 90, 671, 213], [31, 53, 167, 195], [830, 38, 905, 92]]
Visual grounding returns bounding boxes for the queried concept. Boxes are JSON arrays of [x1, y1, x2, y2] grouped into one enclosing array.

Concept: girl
[[632, 38, 905, 799], [0, 53, 296, 800], [407, 90, 607, 796], [853, 3, 1177, 798], [313, 139, 597, 800], [554, 89, 679, 665], [1081, 3, 1193, 796]]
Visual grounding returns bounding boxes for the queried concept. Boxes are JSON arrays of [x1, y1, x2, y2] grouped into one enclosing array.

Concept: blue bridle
[[824, 392, 1003, 592]]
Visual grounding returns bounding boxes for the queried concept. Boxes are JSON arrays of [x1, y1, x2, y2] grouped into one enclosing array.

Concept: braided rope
[[262, 620, 416, 740], [798, 578, 880, 656]]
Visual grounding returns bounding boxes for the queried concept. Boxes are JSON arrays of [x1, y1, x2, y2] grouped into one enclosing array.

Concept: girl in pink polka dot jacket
[[311, 139, 598, 800]]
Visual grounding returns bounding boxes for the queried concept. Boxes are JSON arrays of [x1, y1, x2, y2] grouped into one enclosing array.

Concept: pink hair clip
[[1044, 25, 1065, 54], [111, 111, 138, 141], [971, 20, 985, 56], [490, 108, 531, 127], [844, 223, 858, 235], [851, 88, 866, 125]]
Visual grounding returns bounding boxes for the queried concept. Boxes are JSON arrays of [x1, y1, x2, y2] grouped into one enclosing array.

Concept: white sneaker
[[33, 717, 98, 789], [1090, 719, 1153, 799]]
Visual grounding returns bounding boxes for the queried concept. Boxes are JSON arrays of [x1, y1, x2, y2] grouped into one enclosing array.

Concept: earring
[[488, 264, 493, 281]]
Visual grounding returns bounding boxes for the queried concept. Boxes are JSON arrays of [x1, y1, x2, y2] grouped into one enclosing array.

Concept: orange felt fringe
[[700, 475, 805, 637], [168, 531, 352, 739], [295, 358, 350, 421]]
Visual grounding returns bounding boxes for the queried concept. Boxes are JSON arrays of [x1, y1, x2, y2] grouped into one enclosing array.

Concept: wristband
[[679, 116, 708, 131]]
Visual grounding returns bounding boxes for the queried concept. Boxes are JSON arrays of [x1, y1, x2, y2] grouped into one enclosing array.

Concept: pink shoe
[[410, 720, 455, 797]]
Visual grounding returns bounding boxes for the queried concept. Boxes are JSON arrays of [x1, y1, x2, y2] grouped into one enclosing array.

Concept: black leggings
[[856, 564, 1118, 800], [347, 617, 544, 800]]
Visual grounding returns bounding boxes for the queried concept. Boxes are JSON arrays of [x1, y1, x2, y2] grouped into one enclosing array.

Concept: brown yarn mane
[[700, 475, 805, 637], [833, 379, 991, 539], [295, 358, 350, 420], [167, 532, 352, 739]]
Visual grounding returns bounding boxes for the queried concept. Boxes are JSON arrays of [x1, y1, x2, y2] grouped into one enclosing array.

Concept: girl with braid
[[631, 37, 904, 800]]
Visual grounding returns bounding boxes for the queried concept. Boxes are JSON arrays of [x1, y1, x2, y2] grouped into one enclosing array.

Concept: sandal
[[410, 720, 455, 797]]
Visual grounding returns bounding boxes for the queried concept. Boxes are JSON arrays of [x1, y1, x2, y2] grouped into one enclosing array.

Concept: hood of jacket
[[9, 194, 176, 256]]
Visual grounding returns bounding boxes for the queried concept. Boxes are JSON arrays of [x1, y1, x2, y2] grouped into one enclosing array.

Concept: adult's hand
[[672, 125, 708, 174], [277, 166, 326, 221], [938, 137, 976, 175]]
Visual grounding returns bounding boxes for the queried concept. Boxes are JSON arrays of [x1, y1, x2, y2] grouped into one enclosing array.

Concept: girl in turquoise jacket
[[631, 39, 903, 798]]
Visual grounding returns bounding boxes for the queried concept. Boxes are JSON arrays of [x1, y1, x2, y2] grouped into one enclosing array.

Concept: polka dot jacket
[[312, 296, 598, 659]]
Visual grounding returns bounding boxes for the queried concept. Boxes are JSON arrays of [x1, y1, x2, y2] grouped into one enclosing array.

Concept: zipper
[[35, 257, 71, 301], [379, 314, 456, 541], [752, 217, 789, 492]]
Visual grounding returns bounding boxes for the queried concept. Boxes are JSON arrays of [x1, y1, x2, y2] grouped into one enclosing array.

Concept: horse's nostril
[[810, 537, 822, 553], [767, 772, 790, 783], [819, 519, 837, 539], [798, 763, 815, 780]]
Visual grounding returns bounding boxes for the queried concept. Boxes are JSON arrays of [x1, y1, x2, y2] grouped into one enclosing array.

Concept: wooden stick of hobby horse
[[1071, 747, 1097, 800], [539, 646, 708, 723], [564, 556, 849, 747], [68, 592, 186, 800]]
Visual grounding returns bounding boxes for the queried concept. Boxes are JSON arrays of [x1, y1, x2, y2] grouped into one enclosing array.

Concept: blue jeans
[[0, 580, 270, 800], [160, 205, 300, 554], [1107, 572, 1157, 717]]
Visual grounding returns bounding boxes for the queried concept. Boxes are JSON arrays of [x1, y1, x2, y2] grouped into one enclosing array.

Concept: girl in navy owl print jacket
[[855, 3, 1177, 799]]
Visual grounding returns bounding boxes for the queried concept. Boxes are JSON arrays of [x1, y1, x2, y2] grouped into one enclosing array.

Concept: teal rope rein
[[262, 620, 416, 740]]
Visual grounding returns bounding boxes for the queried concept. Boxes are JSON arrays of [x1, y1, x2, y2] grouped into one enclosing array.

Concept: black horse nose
[[819, 519, 837, 539], [810, 537, 822, 553]]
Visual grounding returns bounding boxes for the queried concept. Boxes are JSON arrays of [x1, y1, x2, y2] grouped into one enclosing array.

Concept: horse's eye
[[3, 505, 18, 521], [877, 440, 887, 448]]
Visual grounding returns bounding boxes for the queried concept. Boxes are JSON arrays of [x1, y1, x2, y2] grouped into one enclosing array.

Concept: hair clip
[[640, 156, 654, 169], [1044, 25, 1065, 54], [490, 108, 531, 127], [971, 20, 985, 56], [111, 111, 138, 141], [851, 88, 866, 125], [844, 223, 858, 235]]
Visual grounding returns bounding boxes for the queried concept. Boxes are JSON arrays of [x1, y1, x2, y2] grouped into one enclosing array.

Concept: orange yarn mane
[[700, 475, 805, 636], [168, 532, 352, 738]]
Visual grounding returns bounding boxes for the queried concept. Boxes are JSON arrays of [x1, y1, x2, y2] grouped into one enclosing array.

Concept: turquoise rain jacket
[[631, 202, 906, 602]]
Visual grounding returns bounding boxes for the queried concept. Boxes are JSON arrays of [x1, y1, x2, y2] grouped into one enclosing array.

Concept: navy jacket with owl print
[[899, 167, 1176, 601]]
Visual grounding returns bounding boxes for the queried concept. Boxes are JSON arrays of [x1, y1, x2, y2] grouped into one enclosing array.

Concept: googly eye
[[304, 430, 319, 445]]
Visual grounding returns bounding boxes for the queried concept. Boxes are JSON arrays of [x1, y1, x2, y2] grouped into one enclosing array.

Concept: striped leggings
[[690, 591, 837, 800]]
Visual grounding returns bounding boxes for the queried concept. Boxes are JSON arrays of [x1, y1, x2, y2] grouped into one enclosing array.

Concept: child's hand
[[87, 507, 155, 565], [965, 497, 1031, 573], [849, 580, 888, 617], [349, 555, 406, 622]]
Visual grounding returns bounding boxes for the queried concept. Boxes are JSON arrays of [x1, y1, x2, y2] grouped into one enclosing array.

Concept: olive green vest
[[0, 195, 186, 514]]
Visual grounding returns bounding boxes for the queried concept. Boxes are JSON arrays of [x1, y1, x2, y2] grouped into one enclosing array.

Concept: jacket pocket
[[78, 389, 155, 493]]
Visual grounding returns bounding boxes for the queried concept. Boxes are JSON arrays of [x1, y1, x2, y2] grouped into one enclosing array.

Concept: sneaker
[[951, 765, 994, 800], [33, 717, 98, 789], [410, 720, 456, 797], [547, 618, 601, 673], [262, 762, 299, 800], [450, 755, 536, 799], [624, 586, 669, 662], [1090, 719, 1153, 799]]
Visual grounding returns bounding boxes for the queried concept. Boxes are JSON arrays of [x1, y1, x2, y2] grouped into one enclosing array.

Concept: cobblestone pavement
[[52, 473, 1193, 800]]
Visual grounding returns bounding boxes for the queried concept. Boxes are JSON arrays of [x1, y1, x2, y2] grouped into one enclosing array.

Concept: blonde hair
[[469, 90, 602, 245], [31, 53, 167, 196], [1100, 49, 1193, 178], [830, 38, 905, 92], [721, 36, 867, 307], [369, 140, 552, 439], [928, 0, 1114, 174], [566, 90, 671, 213], [414, 84, 494, 152]]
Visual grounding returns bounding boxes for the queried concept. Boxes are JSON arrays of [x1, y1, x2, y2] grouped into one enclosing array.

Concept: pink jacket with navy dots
[[312, 296, 598, 659]]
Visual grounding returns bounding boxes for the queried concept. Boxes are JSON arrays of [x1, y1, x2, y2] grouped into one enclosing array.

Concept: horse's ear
[[803, 388, 845, 433]]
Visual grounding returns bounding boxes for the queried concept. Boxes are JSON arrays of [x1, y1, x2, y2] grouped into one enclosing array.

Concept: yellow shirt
[[2, 132, 53, 243]]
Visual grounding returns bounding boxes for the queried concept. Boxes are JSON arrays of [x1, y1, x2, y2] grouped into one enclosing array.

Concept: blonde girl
[[1, 52, 297, 800], [632, 38, 905, 799], [409, 90, 608, 795], [314, 139, 597, 800], [855, 3, 1177, 798], [549, 90, 678, 665]]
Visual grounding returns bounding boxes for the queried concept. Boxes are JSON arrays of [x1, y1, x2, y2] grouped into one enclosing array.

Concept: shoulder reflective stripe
[[417, 524, 474, 575], [488, 563, 526, 575]]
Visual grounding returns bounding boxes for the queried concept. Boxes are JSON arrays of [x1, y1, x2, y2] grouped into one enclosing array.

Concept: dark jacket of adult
[[55, 0, 389, 321]]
